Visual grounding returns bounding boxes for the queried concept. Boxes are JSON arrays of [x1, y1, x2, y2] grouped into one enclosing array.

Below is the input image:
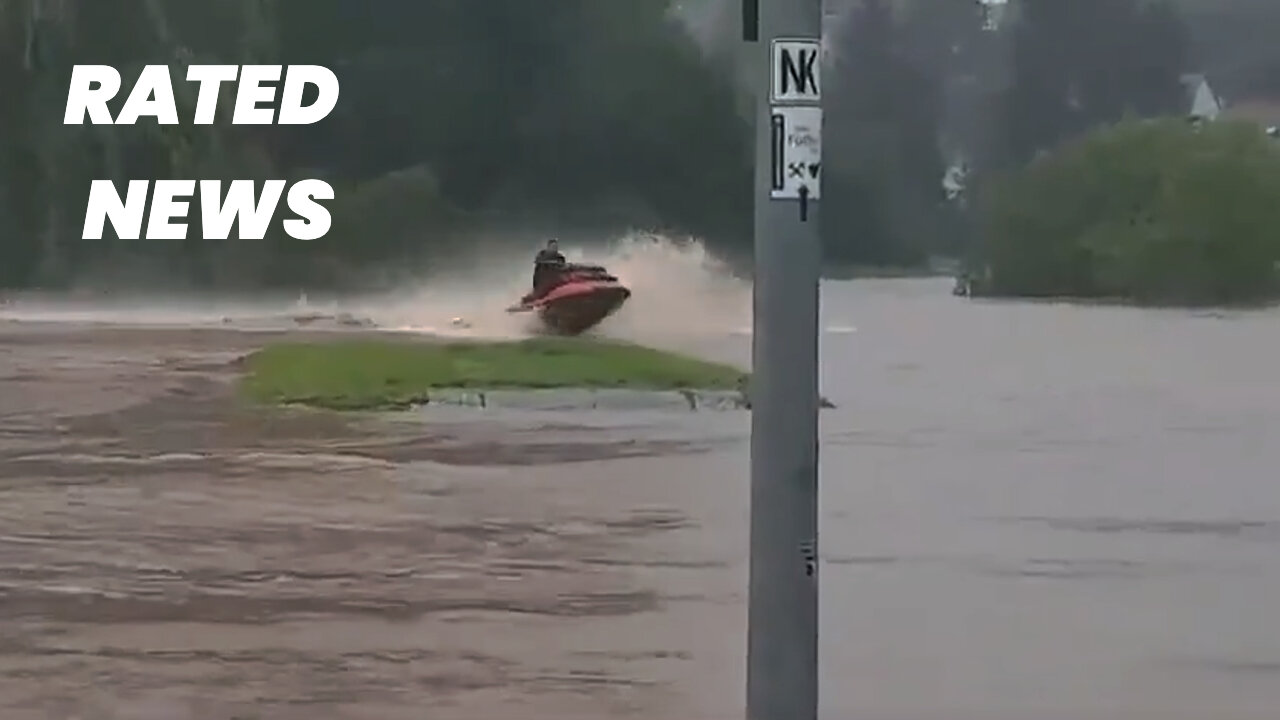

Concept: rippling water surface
[[3, 277, 1280, 719]]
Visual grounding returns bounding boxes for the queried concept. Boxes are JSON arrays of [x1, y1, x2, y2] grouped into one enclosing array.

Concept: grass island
[[239, 336, 749, 411]]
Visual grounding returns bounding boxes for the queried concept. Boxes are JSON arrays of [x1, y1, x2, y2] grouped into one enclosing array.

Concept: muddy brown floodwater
[[0, 323, 738, 720], [8, 278, 1280, 720]]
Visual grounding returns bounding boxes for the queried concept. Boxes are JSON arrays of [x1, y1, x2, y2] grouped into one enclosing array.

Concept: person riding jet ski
[[526, 238, 567, 303]]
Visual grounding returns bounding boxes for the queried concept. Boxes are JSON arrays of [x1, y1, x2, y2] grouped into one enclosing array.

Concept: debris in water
[[337, 313, 374, 328]]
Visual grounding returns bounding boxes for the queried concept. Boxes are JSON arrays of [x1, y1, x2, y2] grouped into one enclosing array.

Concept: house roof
[[1224, 99, 1280, 127], [1181, 73, 1222, 118]]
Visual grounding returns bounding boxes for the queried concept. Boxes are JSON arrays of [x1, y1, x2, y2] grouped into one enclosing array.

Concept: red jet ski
[[508, 262, 631, 335]]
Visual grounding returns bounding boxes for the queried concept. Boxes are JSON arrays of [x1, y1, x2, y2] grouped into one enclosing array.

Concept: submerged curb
[[419, 388, 836, 412]]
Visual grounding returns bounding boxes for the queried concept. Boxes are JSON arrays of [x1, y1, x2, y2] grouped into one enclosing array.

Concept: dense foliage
[[977, 118, 1280, 305], [0, 1, 755, 290], [0, 0, 1275, 299]]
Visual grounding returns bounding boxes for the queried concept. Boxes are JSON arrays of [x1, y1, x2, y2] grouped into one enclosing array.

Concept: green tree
[[978, 117, 1280, 305], [1000, 0, 1191, 164], [822, 0, 946, 267], [0, 0, 750, 291]]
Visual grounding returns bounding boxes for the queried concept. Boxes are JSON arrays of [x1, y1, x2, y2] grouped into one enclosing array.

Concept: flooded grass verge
[[239, 337, 749, 411]]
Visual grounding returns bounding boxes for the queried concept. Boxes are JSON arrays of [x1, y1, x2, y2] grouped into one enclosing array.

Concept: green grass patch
[[239, 336, 749, 411]]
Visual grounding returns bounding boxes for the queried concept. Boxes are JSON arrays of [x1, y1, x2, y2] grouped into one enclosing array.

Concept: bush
[[976, 118, 1280, 305], [328, 166, 466, 257]]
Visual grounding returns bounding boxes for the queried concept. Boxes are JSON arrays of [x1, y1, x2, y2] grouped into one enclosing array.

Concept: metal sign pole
[[743, 0, 823, 718]]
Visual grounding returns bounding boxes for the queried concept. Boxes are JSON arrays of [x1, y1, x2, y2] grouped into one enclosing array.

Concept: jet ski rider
[[530, 238, 567, 298]]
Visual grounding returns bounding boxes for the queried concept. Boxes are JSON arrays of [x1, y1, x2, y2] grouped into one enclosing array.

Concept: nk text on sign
[[770, 39, 821, 104], [770, 105, 822, 200]]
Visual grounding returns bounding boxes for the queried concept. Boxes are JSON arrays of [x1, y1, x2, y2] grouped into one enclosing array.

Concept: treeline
[[972, 0, 1280, 305], [979, 118, 1280, 305], [0, 0, 1276, 291], [1, 0, 750, 290]]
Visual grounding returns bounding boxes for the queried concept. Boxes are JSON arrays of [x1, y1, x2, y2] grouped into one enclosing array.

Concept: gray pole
[[743, 0, 823, 718]]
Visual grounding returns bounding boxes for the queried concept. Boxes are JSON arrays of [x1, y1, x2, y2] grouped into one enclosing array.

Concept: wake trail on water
[[0, 231, 854, 339], [0, 233, 753, 339]]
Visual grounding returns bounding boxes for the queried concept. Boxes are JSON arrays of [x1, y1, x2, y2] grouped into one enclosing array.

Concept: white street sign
[[770, 38, 821, 104], [770, 105, 822, 200]]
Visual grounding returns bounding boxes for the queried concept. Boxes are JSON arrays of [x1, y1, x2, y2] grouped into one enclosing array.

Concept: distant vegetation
[[240, 337, 748, 411], [1, 1, 750, 291], [975, 118, 1280, 305], [2, 0, 1278, 294]]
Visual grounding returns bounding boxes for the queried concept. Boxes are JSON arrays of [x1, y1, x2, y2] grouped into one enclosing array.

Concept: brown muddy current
[[4, 278, 1280, 720]]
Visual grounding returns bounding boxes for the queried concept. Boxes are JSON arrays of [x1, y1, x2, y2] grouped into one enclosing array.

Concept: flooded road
[[4, 278, 1280, 719]]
